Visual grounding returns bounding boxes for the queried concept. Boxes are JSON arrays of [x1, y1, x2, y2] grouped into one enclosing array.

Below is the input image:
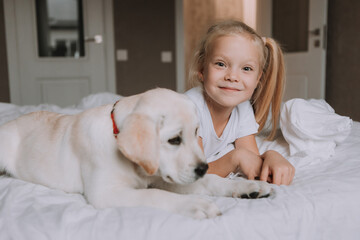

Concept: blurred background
[[0, 0, 359, 121]]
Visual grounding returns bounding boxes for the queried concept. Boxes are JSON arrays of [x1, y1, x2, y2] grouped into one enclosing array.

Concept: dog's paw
[[177, 197, 222, 219], [231, 180, 272, 199]]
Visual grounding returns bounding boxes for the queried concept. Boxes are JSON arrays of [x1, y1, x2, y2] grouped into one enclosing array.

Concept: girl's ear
[[257, 72, 263, 84], [198, 72, 204, 82]]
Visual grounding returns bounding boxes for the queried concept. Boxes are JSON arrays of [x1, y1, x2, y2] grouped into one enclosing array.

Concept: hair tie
[[262, 37, 267, 44]]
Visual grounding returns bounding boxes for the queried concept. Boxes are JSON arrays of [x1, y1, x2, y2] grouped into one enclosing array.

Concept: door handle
[[309, 28, 321, 48], [309, 28, 320, 36], [84, 35, 103, 44]]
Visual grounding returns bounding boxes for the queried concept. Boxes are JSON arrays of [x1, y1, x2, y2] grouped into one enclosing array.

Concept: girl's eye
[[243, 66, 253, 71], [215, 62, 225, 67]]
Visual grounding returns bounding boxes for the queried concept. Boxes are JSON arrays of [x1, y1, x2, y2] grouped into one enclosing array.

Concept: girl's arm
[[200, 135, 295, 185], [199, 135, 263, 179], [234, 134, 260, 155], [232, 135, 263, 179]]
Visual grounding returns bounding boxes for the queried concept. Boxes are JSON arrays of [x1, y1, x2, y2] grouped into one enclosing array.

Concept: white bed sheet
[[1, 93, 360, 240]]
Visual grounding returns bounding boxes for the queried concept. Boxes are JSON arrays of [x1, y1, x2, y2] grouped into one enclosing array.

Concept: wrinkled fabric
[[1, 95, 360, 240], [280, 98, 352, 159]]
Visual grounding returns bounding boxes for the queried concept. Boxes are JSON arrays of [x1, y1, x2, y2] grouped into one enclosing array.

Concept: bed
[[0, 92, 359, 240]]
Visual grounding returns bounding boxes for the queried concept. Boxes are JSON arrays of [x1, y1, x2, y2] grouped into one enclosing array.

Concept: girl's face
[[200, 35, 262, 110]]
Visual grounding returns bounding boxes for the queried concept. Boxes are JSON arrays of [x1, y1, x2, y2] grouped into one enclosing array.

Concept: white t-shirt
[[185, 87, 259, 163]]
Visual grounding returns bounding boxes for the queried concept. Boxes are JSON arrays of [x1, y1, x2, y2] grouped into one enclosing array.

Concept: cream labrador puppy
[[0, 88, 271, 219]]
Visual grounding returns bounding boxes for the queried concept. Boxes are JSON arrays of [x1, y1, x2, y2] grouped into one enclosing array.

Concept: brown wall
[[326, 0, 360, 121], [0, 0, 10, 103], [183, 0, 244, 89], [113, 0, 176, 96]]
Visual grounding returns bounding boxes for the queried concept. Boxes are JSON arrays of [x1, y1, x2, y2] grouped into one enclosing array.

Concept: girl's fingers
[[267, 176, 272, 183], [247, 173, 255, 180], [290, 167, 295, 184], [261, 165, 295, 185], [282, 168, 294, 185], [283, 167, 294, 185], [272, 171, 281, 185], [260, 166, 269, 182], [282, 173, 289, 185]]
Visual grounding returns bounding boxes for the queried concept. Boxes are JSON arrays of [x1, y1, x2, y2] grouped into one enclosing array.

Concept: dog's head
[[115, 88, 207, 184]]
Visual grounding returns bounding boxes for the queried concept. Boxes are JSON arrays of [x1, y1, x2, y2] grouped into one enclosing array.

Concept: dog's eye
[[195, 127, 199, 136], [168, 136, 182, 145]]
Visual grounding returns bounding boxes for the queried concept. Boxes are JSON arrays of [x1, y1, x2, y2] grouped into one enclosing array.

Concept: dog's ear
[[116, 113, 159, 175]]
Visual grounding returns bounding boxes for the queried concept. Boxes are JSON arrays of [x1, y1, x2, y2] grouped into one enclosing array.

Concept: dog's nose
[[194, 163, 208, 177]]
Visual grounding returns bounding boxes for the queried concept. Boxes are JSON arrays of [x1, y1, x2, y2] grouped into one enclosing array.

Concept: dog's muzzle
[[194, 163, 208, 178]]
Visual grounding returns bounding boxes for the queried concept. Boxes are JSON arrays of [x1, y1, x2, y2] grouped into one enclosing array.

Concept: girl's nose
[[225, 69, 239, 82]]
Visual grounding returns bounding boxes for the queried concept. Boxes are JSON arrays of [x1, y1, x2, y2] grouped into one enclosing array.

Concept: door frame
[[175, 0, 185, 93], [3, 0, 116, 105]]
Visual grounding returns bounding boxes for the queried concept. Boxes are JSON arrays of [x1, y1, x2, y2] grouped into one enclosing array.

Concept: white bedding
[[1, 93, 360, 240]]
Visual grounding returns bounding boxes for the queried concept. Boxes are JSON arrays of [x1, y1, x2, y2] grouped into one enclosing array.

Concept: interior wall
[[326, 1, 360, 121], [113, 0, 176, 96], [0, 0, 10, 103]]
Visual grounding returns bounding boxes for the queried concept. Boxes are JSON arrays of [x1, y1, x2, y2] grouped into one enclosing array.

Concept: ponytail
[[251, 38, 285, 140]]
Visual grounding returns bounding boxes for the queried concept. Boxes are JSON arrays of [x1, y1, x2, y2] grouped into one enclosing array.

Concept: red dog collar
[[111, 100, 120, 138]]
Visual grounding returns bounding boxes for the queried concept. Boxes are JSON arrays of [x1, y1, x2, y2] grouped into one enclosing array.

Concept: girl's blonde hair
[[188, 20, 285, 140]]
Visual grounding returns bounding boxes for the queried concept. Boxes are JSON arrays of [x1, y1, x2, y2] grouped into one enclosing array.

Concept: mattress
[[0, 93, 359, 240]]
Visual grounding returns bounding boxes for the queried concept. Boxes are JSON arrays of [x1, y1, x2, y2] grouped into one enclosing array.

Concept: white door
[[257, 0, 328, 101], [4, 0, 115, 107], [282, 0, 328, 101]]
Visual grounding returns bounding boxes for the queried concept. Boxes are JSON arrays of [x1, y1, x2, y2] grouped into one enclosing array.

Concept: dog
[[0, 88, 271, 219]]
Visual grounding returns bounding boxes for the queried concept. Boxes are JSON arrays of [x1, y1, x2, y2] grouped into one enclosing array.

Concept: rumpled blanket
[[280, 98, 353, 160], [0, 92, 121, 126]]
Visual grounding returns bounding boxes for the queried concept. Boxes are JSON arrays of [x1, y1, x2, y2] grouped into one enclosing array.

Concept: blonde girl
[[185, 20, 295, 185]]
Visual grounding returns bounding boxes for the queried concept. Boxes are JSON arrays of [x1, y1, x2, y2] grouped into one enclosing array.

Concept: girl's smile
[[219, 86, 242, 92]]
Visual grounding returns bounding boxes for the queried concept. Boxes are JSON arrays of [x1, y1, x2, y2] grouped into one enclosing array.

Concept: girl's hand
[[207, 147, 262, 179], [233, 148, 263, 180], [207, 135, 264, 178], [233, 135, 263, 180], [260, 150, 295, 185]]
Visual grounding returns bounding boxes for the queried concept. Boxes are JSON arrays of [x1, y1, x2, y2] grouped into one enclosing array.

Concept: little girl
[[185, 20, 295, 185]]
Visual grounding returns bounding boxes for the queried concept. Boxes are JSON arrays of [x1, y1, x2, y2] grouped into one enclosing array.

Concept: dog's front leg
[[156, 174, 272, 199], [87, 188, 221, 219], [81, 167, 220, 218]]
